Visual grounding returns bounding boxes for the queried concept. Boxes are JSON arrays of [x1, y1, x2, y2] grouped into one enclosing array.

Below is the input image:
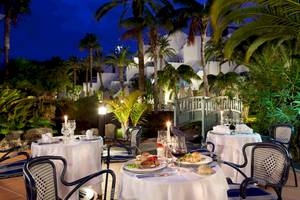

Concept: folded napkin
[[39, 133, 55, 144], [212, 125, 231, 134], [86, 130, 93, 139], [235, 124, 253, 134]]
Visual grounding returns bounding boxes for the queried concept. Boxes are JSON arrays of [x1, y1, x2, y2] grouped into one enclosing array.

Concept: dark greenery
[[0, 89, 51, 135]]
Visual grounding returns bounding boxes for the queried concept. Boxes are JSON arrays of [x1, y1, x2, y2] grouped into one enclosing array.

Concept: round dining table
[[118, 164, 229, 200], [31, 137, 103, 200], [206, 131, 262, 183]]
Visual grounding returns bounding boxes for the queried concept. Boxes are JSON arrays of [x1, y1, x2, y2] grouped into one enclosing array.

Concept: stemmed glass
[[61, 123, 71, 143], [157, 131, 167, 159], [68, 120, 76, 139]]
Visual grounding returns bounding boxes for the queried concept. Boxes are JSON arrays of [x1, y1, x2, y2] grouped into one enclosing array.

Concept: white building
[[84, 31, 247, 96]]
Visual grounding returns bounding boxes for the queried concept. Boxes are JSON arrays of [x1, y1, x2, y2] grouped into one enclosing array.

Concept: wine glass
[[157, 131, 167, 158], [68, 120, 76, 139], [61, 123, 70, 143]]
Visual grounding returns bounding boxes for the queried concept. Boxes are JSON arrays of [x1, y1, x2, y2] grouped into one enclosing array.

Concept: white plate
[[175, 155, 213, 167], [123, 159, 167, 174]]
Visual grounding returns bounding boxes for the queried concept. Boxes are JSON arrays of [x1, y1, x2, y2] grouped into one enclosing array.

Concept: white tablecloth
[[31, 137, 103, 199], [119, 165, 229, 200], [206, 131, 262, 183]]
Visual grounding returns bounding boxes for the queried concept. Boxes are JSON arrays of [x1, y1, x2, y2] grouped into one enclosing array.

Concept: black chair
[[0, 146, 30, 179], [221, 142, 290, 200], [269, 124, 297, 187], [103, 126, 142, 169], [23, 155, 116, 200]]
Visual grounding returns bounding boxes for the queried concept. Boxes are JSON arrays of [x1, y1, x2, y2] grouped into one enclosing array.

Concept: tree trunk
[[119, 66, 124, 91], [89, 48, 93, 89], [158, 55, 164, 108], [4, 14, 11, 74], [150, 28, 159, 112], [85, 68, 89, 96], [99, 70, 104, 90], [73, 68, 76, 90], [200, 22, 210, 97], [137, 31, 145, 92]]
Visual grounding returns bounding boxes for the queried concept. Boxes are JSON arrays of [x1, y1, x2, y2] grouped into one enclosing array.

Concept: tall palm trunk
[[85, 67, 89, 96], [200, 21, 210, 97], [73, 68, 77, 90], [137, 31, 145, 92], [99, 70, 104, 90], [119, 66, 124, 91], [150, 28, 159, 112], [4, 13, 11, 72], [89, 48, 93, 88], [159, 55, 164, 108]]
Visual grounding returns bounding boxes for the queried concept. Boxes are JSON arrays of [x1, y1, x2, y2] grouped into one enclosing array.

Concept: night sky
[[5, 0, 135, 61]]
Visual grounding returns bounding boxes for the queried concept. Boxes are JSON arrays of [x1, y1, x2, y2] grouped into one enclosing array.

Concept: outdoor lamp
[[98, 103, 107, 138], [98, 104, 107, 115]]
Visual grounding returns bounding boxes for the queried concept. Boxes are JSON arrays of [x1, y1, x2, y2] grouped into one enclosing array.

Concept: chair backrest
[[23, 156, 63, 200], [243, 143, 290, 186], [270, 124, 294, 149], [129, 126, 142, 151], [105, 123, 117, 139]]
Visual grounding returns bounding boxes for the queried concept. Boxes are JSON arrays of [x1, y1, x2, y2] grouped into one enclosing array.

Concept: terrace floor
[[0, 162, 300, 200]]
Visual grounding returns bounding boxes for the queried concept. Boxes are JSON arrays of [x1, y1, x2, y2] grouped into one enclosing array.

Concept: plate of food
[[175, 152, 213, 167], [196, 165, 216, 176], [123, 152, 167, 174]]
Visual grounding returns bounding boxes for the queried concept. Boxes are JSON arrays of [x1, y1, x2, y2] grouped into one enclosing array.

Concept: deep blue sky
[[6, 0, 135, 61]]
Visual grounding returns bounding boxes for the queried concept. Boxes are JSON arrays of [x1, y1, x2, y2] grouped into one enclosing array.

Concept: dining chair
[[23, 155, 116, 200], [0, 146, 30, 179], [103, 126, 142, 169], [269, 124, 297, 187], [220, 142, 290, 200]]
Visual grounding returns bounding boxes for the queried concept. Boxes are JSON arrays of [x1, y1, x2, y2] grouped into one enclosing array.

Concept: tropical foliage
[[105, 91, 149, 136], [239, 44, 300, 133], [0, 89, 51, 135], [158, 63, 200, 101], [211, 0, 300, 62]]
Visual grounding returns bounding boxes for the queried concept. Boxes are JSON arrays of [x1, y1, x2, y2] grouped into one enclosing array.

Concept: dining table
[[118, 162, 229, 200], [206, 125, 262, 183], [31, 136, 103, 200]]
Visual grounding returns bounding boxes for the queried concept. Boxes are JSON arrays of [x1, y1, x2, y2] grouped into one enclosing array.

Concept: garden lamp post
[[98, 104, 107, 138]]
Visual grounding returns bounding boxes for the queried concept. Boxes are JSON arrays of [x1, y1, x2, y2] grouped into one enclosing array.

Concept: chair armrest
[[62, 169, 116, 200], [0, 146, 21, 153], [240, 177, 258, 199], [217, 160, 247, 180]]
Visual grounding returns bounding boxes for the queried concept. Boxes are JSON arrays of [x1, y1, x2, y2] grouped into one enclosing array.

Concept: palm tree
[[95, 0, 171, 92], [157, 36, 176, 70], [79, 33, 100, 95], [66, 56, 81, 90], [172, 0, 213, 96], [94, 49, 105, 91], [105, 48, 133, 91], [79, 57, 90, 96], [211, 0, 300, 62], [0, 0, 31, 69], [158, 63, 200, 102]]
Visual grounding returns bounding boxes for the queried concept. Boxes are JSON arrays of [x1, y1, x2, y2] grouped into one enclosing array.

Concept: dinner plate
[[123, 159, 167, 174], [175, 155, 213, 167]]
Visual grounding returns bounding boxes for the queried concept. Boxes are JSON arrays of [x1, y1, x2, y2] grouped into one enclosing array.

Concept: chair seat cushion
[[228, 184, 276, 200], [0, 160, 27, 179]]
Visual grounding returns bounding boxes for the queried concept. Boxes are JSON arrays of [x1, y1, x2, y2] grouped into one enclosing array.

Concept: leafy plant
[[105, 91, 149, 136], [0, 89, 51, 135]]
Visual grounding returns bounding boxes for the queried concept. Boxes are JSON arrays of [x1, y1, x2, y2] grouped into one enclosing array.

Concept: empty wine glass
[[61, 123, 70, 143], [68, 120, 76, 139]]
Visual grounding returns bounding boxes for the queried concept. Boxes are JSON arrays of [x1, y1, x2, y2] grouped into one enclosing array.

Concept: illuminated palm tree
[[171, 0, 213, 96], [66, 56, 81, 90], [95, 0, 171, 92], [105, 48, 133, 91], [0, 0, 31, 70], [79, 33, 100, 95], [158, 63, 200, 102]]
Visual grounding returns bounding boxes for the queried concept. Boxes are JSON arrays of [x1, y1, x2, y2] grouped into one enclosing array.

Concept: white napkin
[[212, 125, 231, 134], [86, 130, 93, 139], [40, 133, 53, 143], [235, 124, 253, 134]]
